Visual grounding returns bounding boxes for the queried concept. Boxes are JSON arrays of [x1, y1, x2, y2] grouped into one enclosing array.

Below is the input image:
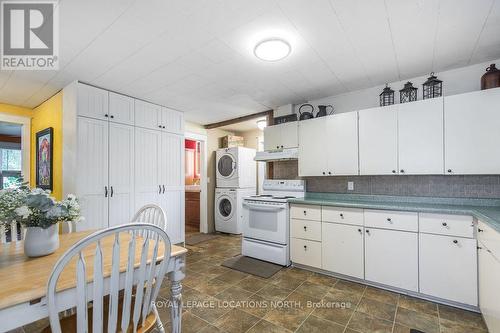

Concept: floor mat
[[222, 255, 283, 278], [185, 233, 219, 245]]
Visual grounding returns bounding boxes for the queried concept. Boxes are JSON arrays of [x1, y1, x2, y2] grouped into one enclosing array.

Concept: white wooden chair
[[132, 204, 167, 231], [46, 223, 172, 333], [0, 222, 25, 244]]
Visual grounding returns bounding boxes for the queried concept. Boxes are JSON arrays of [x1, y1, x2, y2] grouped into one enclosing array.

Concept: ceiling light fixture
[[254, 38, 291, 62], [257, 119, 267, 130]]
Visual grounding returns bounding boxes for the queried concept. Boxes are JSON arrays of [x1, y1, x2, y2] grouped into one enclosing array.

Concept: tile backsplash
[[272, 161, 500, 198]]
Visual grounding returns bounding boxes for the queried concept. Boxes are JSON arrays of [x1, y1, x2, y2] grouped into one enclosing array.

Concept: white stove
[[241, 180, 305, 266]]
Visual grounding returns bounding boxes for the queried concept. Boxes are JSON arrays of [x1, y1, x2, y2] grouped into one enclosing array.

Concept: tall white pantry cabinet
[[62, 82, 185, 244]]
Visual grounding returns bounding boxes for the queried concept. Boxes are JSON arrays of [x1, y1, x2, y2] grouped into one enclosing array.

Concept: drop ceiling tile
[[470, 0, 500, 63], [197, 39, 240, 64], [385, 0, 439, 79], [433, 0, 494, 70]]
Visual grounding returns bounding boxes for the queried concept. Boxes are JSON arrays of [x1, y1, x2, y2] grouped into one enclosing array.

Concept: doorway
[[184, 132, 208, 235], [0, 114, 30, 189]]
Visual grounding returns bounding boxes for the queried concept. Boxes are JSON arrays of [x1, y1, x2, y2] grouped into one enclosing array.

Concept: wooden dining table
[[0, 230, 187, 333]]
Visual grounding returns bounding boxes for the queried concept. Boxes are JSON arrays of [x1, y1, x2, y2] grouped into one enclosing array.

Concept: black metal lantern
[[379, 84, 394, 106], [399, 81, 418, 103], [423, 72, 443, 99]]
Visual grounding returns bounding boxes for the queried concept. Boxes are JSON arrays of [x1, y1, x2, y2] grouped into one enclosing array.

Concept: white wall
[[298, 58, 500, 115]]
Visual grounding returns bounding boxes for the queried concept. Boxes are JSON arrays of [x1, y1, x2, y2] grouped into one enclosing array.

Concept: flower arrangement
[[0, 187, 81, 229]]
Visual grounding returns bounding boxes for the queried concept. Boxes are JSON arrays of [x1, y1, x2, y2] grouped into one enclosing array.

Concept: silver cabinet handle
[[162, 185, 165, 194], [158, 185, 162, 194], [104, 186, 108, 197], [110, 186, 114, 197]]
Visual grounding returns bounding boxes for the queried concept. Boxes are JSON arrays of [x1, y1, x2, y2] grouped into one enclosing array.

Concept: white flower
[[15, 206, 31, 219], [67, 194, 76, 200]]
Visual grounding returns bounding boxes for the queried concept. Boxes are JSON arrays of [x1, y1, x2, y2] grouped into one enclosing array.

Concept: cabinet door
[[365, 228, 418, 291], [109, 92, 135, 126], [162, 107, 184, 134], [322, 223, 364, 278], [160, 133, 184, 188], [398, 98, 444, 174], [108, 123, 135, 227], [76, 117, 108, 231], [325, 112, 359, 175], [264, 125, 281, 150], [280, 122, 298, 149], [445, 88, 500, 174], [135, 100, 162, 130], [134, 127, 161, 209], [359, 105, 398, 175], [479, 242, 500, 333], [159, 190, 184, 244], [419, 233, 477, 306], [298, 118, 327, 176], [77, 84, 109, 121]]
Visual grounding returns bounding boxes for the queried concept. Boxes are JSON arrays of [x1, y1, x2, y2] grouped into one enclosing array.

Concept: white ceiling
[[1, 0, 499, 125]]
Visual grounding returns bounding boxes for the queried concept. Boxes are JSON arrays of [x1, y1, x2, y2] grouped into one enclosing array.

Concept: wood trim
[[204, 110, 273, 129], [0, 135, 21, 143]]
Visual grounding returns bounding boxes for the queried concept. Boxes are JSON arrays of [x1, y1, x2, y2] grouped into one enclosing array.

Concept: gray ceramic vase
[[24, 223, 59, 257]]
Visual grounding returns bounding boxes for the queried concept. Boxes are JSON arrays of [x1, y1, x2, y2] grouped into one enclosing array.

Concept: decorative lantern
[[379, 84, 394, 106], [399, 81, 418, 103], [423, 72, 443, 99]]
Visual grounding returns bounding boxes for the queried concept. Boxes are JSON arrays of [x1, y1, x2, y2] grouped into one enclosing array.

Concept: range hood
[[254, 148, 298, 162]]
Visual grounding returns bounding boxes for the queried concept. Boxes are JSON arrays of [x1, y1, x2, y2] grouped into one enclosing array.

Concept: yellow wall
[[30, 92, 63, 199], [0, 103, 32, 117]]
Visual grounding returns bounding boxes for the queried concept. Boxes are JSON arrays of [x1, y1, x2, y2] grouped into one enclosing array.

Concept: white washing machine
[[216, 147, 256, 188], [215, 187, 256, 234]]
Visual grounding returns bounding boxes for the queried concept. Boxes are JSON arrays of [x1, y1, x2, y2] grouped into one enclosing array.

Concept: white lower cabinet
[[291, 238, 322, 268], [322, 223, 364, 278], [479, 241, 500, 332], [364, 228, 418, 291], [419, 233, 478, 306]]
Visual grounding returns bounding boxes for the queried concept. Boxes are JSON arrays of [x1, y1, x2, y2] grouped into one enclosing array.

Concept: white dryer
[[215, 187, 256, 234], [216, 147, 256, 188]]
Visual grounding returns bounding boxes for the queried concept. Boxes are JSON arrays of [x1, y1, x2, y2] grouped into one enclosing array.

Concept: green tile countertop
[[288, 193, 500, 233]]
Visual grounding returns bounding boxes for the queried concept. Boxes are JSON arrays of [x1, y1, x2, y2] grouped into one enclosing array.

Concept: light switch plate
[[348, 181, 354, 191]]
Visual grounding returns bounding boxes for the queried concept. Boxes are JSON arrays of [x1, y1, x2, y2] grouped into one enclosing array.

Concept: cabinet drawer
[[291, 238, 322, 268], [291, 219, 321, 241], [478, 221, 500, 259], [364, 209, 418, 232], [419, 213, 473, 238], [322, 206, 364, 225], [290, 204, 321, 221]]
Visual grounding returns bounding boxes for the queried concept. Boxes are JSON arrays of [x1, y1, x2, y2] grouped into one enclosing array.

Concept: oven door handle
[[243, 202, 286, 211]]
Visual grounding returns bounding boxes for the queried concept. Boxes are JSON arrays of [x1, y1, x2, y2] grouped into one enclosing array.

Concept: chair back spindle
[[46, 223, 172, 333]]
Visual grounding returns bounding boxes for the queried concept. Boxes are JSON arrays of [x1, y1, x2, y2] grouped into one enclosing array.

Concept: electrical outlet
[[348, 181, 354, 191]]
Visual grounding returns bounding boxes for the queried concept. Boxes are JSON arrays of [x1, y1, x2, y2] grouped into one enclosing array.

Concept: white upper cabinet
[[325, 112, 359, 175], [77, 84, 109, 120], [398, 98, 444, 174], [359, 105, 399, 175], [264, 122, 298, 150], [444, 88, 500, 174], [162, 107, 184, 134], [298, 117, 327, 176], [135, 100, 162, 130], [264, 125, 281, 151], [108, 92, 135, 125], [280, 122, 298, 149]]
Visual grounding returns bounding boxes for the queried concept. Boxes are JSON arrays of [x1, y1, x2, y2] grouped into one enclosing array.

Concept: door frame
[[185, 132, 208, 233], [0, 113, 31, 183]]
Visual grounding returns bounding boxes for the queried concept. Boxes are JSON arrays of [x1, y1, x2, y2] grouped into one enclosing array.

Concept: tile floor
[[17, 233, 488, 333], [154, 233, 488, 333]]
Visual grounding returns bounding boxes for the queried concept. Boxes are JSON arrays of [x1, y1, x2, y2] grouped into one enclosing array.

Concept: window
[[1, 149, 21, 171], [0, 148, 22, 189]]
